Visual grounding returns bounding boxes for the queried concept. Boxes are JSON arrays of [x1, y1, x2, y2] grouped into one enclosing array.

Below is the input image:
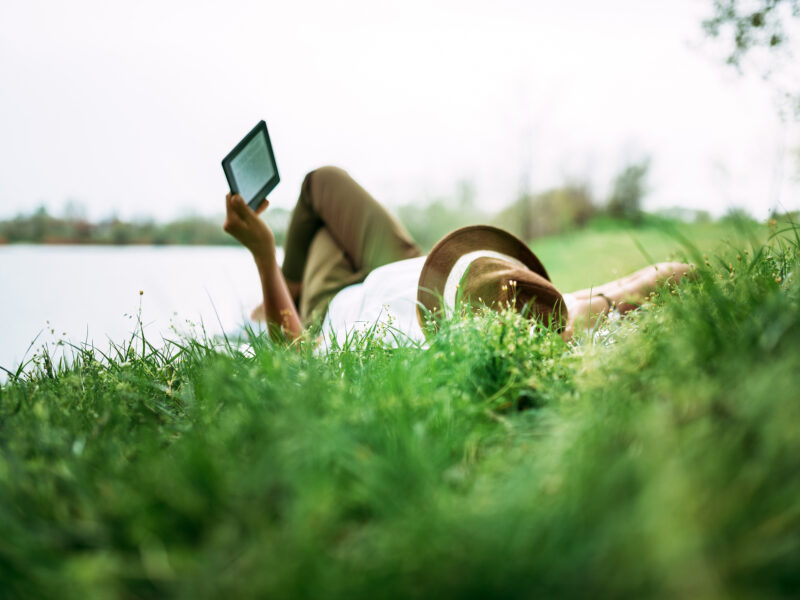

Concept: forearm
[[253, 251, 303, 340], [221, 192, 304, 339]]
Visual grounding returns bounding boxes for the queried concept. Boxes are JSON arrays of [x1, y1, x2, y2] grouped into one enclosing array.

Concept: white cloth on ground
[[319, 256, 428, 349]]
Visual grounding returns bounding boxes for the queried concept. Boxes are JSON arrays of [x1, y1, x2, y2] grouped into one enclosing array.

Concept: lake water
[[0, 245, 282, 378]]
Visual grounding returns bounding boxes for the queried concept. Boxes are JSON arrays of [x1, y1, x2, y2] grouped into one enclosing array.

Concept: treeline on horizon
[[0, 160, 778, 250], [0, 206, 294, 247]]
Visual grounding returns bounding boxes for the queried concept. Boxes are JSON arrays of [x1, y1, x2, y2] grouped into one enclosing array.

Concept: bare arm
[[562, 262, 693, 340], [223, 193, 302, 341]]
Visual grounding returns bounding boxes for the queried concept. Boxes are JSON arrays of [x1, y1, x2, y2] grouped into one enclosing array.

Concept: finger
[[228, 208, 245, 225], [223, 207, 244, 228], [231, 194, 254, 222], [254, 198, 269, 215]]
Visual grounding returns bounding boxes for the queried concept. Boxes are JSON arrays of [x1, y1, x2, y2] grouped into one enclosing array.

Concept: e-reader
[[221, 120, 280, 210]]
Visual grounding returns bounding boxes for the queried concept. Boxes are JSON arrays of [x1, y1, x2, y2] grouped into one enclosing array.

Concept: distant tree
[[607, 159, 650, 224], [493, 184, 597, 241], [695, 210, 714, 224], [721, 206, 757, 223], [703, 0, 799, 67], [703, 0, 800, 113], [30, 205, 51, 241]]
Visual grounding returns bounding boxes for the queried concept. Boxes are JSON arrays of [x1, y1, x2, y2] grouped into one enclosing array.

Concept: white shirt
[[319, 256, 427, 349]]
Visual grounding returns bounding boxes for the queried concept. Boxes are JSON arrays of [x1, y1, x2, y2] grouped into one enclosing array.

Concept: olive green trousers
[[281, 166, 422, 326]]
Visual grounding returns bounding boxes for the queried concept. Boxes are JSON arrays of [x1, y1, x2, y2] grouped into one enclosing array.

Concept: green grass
[[1, 219, 799, 598]]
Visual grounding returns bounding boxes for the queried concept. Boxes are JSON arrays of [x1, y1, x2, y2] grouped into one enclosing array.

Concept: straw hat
[[416, 225, 567, 332]]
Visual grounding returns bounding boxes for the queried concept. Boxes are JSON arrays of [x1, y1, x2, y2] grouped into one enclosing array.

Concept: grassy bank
[[1, 220, 799, 598]]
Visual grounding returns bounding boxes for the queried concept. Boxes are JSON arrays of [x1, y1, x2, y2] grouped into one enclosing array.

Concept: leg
[[280, 166, 422, 323], [299, 228, 370, 325]]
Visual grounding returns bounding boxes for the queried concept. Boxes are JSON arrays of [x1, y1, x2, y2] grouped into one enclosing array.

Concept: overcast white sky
[[0, 0, 798, 222]]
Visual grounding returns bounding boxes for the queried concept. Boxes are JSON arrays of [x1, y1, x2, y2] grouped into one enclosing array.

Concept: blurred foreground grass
[[1, 218, 799, 598]]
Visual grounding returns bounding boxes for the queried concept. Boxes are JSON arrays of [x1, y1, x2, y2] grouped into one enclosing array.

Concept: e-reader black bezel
[[221, 120, 280, 210]]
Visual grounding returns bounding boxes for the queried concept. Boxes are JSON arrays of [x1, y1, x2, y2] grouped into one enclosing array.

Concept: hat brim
[[416, 225, 551, 329]]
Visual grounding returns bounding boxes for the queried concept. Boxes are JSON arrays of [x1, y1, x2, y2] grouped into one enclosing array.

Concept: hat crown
[[444, 250, 527, 311], [417, 225, 568, 333], [460, 257, 566, 325]]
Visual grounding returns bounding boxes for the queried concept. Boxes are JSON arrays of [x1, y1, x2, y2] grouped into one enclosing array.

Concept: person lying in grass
[[223, 166, 692, 344]]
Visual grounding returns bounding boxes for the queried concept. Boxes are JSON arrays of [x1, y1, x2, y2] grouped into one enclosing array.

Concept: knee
[[304, 165, 349, 187], [302, 166, 350, 201], [313, 165, 349, 178]]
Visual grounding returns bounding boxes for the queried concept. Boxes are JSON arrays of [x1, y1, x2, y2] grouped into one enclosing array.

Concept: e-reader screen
[[222, 120, 280, 209]]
